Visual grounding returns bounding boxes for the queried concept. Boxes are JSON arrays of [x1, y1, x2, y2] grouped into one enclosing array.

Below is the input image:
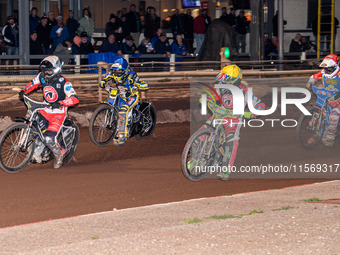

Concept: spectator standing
[[183, 9, 194, 53], [116, 10, 123, 24], [201, 9, 211, 32], [99, 33, 122, 54], [47, 11, 57, 36], [78, 8, 95, 41], [126, 4, 141, 46], [170, 9, 184, 39], [29, 31, 43, 65], [320, 11, 339, 51], [119, 15, 130, 41], [235, 10, 249, 53], [144, 6, 160, 40], [122, 8, 128, 16], [171, 34, 189, 56], [36, 16, 52, 54], [138, 37, 155, 54], [122, 35, 138, 54], [225, 8, 236, 27], [105, 14, 119, 38], [220, 7, 229, 24], [29, 7, 41, 34], [272, 10, 287, 37], [2, 16, 19, 65], [66, 10, 79, 41], [154, 33, 171, 57], [50, 16, 70, 49], [193, 10, 205, 55]]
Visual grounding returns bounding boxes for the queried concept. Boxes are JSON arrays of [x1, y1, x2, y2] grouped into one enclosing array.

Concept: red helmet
[[319, 54, 340, 79]]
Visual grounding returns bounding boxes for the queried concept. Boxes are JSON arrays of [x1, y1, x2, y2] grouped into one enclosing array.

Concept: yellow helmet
[[215, 65, 242, 86]]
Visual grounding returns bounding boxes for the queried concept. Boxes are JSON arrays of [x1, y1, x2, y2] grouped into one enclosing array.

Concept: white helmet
[[39, 56, 62, 82], [319, 54, 340, 79]]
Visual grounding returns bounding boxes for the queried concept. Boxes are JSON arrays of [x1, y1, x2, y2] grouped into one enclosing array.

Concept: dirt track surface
[[1, 181, 339, 254], [0, 77, 339, 230]]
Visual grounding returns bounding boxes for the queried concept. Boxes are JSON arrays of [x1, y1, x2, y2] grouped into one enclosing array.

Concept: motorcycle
[[297, 85, 340, 148], [181, 97, 252, 181], [0, 95, 80, 173], [89, 84, 156, 146]]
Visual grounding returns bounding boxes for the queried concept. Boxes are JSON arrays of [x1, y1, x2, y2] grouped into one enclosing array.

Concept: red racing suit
[[205, 83, 265, 168], [21, 73, 79, 155]]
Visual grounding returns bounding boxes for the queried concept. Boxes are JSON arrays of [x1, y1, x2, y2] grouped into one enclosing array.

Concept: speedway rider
[[99, 58, 149, 145], [19, 56, 79, 169], [306, 54, 340, 146], [212, 65, 265, 180]]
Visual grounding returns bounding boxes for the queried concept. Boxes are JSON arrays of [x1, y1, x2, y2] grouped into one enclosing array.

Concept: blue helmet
[[110, 58, 131, 84]]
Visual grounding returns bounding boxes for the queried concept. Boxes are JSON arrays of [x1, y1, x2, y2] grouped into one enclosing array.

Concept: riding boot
[[322, 109, 340, 146]]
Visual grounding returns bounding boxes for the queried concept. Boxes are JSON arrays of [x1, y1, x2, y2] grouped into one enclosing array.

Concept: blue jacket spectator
[[154, 33, 171, 57], [99, 33, 122, 54], [150, 28, 163, 47], [122, 35, 137, 54], [50, 16, 69, 48], [171, 34, 189, 55], [29, 7, 41, 33]]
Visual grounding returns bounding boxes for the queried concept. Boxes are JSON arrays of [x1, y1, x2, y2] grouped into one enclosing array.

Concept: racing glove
[[99, 80, 106, 88], [50, 102, 62, 109], [18, 90, 26, 100]]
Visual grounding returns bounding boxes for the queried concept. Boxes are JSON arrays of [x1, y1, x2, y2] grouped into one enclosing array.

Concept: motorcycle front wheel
[[0, 123, 35, 173], [89, 104, 117, 146], [181, 128, 216, 181]]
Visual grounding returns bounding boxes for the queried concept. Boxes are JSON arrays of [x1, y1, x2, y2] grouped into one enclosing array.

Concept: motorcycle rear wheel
[[296, 108, 324, 149], [63, 120, 80, 165]]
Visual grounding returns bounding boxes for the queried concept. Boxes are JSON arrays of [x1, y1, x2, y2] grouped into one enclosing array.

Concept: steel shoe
[[53, 154, 64, 169]]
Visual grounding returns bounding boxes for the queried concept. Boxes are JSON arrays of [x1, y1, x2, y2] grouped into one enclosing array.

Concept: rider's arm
[[242, 85, 265, 115], [99, 72, 114, 88], [22, 73, 43, 94], [307, 71, 322, 86], [131, 73, 149, 90], [59, 78, 79, 107]]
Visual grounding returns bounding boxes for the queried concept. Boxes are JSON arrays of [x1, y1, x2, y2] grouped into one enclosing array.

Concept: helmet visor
[[324, 66, 336, 74], [113, 69, 124, 77]]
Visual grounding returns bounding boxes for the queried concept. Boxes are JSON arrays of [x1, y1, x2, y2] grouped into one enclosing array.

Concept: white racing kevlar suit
[[308, 69, 340, 145], [101, 70, 149, 144], [21, 73, 79, 155], [204, 82, 265, 168]]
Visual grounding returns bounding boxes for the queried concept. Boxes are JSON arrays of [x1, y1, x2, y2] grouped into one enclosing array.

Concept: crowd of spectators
[[1, 5, 338, 66]]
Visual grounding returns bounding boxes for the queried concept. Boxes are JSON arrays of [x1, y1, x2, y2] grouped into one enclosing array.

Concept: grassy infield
[[183, 197, 339, 224]]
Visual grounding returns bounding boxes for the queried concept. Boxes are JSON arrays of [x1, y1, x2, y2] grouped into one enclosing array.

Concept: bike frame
[[102, 85, 152, 137], [17, 96, 49, 150]]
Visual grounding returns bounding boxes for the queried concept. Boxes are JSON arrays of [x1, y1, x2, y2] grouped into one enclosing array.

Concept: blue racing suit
[[100, 69, 149, 144]]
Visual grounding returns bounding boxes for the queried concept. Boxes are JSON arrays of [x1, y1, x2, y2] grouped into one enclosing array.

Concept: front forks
[[18, 126, 31, 151]]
